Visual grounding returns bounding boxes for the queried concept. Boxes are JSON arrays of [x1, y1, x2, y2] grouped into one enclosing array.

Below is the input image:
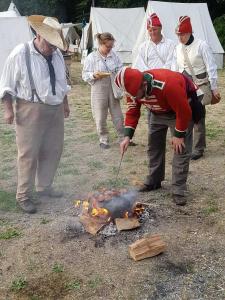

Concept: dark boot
[[172, 195, 187, 206], [138, 182, 161, 192], [191, 152, 203, 160], [17, 199, 37, 214]]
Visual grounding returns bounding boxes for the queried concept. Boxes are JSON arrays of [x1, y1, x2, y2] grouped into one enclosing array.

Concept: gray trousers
[[144, 112, 192, 196], [15, 100, 64, 202], [91, 77, 124, 144], [192, 107, 206, 155]]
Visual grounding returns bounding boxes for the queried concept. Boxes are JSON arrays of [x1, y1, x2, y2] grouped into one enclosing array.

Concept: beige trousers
[[91, 77, 124, 144], [15, 100, 64, 202]]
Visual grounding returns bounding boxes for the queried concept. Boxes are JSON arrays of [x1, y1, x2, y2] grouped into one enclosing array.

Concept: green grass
[[0, 129, 15, 145], [203, 200, 219, 215], [0, 218, 10, 226], [79, 132, 98, 142], [87, 276, 103, 289], [0, 190, 18, 211], [52, 263, 64, 273], [206, 122, 223, 139], [88, 160, 104, 170], [10, 276, 27, 291], [92, 178, 129, 190], [0, 227, 22, 240], [65, 279, 82, 291], [40, 217, 51, 225]]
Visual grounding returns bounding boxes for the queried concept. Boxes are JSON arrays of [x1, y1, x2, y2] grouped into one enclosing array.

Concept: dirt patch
[[0, 63, 225, 299]]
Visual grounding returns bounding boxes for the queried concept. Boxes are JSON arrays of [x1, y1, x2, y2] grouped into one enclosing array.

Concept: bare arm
[[2, 93, 14, 124]]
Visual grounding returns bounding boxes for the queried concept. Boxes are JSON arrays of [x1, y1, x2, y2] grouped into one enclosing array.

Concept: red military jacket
[[124, 69, 193, 139]]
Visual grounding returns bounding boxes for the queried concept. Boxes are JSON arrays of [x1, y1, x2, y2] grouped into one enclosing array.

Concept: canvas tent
[[84, 7, 145, 63], [133, 1, 224, 69], [0, 16, 33, 77], [79, 22, 89, 53], [62, 23, 80, 45], [8, 1, 20, 16]]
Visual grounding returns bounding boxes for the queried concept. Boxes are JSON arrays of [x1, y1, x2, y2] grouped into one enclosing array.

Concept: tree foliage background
[[0, 0, 224, 48]]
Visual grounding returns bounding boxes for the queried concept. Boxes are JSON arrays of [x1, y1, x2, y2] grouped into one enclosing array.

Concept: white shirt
[[174, 38, 218, 90], [133, 36, 176, 71], [82, 49, 123, 85], [0, 40, 70, 105]]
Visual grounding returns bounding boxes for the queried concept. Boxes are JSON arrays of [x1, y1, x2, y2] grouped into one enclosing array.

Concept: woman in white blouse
[[82, 32, 124, 149], [174, 16, 220, 160]]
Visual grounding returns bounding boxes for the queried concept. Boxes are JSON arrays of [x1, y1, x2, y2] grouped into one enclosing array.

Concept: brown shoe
[[138, 182, 161, 192], [17, 199, 37, 214], [37, 188, 63, 198], [172, 195, 187, 206]]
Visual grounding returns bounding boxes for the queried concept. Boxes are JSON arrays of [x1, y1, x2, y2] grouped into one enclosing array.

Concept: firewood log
[[129, 234, 166, 261]]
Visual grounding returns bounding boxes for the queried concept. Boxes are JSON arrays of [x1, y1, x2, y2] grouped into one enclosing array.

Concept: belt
[[183, 70, 207, 80], [16, 98, 62, 107]]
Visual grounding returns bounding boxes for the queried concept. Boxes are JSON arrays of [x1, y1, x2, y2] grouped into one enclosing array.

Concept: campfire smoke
[[75, 189, 145, 222]]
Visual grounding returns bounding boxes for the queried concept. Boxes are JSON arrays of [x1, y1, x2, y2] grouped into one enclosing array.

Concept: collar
[[149, 35, 165, 45], [29, 38, 57, 57], [97, 49, 113, 59]]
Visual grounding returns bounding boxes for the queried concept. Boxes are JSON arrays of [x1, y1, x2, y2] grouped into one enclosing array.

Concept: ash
[[100, 222, 117, 237], [138, 207, 155, 224]]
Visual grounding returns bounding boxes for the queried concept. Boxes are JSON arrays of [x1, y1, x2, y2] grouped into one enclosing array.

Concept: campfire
[[74, 188, 166, 261], [74, 189, 146, 234]]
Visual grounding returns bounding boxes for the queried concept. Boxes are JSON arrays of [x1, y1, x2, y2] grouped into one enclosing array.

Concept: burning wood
[[129, 234, 166, 261], [79, 215, 107, 235], [74, 189, 147, 235]]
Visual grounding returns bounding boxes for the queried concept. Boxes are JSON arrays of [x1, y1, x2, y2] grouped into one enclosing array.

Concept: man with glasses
[[0, 15, 70, 213]]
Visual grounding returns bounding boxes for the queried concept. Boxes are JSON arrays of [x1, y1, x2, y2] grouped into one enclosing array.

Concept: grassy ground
[[0, 63, 225, 299]]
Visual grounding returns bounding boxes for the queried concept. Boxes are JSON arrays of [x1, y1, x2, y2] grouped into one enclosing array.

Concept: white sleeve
[[115, 53, 123, 71], [164, 41, 177, 70], [200, 41, 218, 90], [82, 53, 96, 85], [132, 44, 149, 71], [0, 52, 22, 99], [170, 47, 179, 71]]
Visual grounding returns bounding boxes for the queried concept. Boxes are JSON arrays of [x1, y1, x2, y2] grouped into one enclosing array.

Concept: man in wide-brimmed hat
[[116, 67, 204, 206], [0, 15, 70, 213], [133, 13, 176, 71]]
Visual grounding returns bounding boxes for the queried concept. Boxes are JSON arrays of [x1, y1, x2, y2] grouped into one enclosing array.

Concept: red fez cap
[[147, 13, 162, 29], [176, 16, 192, 34], [115, 67, 143, 98]]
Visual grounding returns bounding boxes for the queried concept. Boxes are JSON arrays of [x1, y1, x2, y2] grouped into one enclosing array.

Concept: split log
[[80, 215, 107, 235], [115, 218, 140, 231], [129, 234, 166, 261]]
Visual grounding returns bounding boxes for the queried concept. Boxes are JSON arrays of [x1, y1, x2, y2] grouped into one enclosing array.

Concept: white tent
[[62, 23, 80, 45], [79, 22, 90, 53], [0, 17, 33, 77], [85, 7, 145, 63], [133, 1, 224, 69], [8, 1, 20, 16]]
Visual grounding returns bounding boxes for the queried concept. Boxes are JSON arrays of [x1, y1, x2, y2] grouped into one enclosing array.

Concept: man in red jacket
[[116, 67, 195, 206]]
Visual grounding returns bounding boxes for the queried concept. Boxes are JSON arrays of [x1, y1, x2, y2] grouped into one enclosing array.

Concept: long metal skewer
[[115, 151, 124, 181]]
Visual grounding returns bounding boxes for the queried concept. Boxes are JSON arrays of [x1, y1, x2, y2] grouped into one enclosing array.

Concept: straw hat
[[27, 15, 68, 51]]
